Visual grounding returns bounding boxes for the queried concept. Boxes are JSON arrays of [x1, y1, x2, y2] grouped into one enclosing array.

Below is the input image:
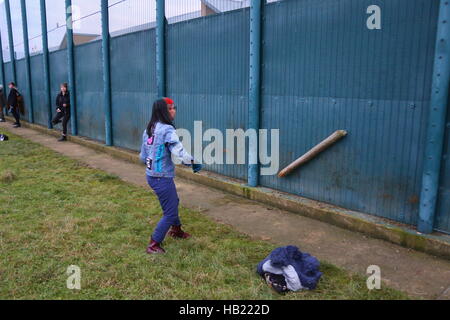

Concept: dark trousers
[[146, 176, 181, 243], [52, 111, 70, 135], [11, 107, 20, 125]]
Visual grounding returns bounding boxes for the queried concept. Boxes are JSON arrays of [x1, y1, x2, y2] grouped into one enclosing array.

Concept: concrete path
[[2, 122, 450, 299]]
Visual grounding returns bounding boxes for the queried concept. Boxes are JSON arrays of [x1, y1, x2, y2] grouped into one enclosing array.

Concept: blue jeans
[[147, 175, 181, 243]]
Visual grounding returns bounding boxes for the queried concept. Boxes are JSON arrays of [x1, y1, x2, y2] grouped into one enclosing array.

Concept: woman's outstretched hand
[[192, 163, 202, 173]]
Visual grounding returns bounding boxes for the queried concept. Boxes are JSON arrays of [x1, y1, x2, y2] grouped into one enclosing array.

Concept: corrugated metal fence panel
[[15, 58, 30, 122], [74, 40, 105, 142], [435, 95, 450, 233], [260, 0, 439, 226], [167, 9, 250, 180], [49, 49, 69, 134], [110, 29, 157, 151], [3, 61, 12, 85], [30, 54, 47, 126]]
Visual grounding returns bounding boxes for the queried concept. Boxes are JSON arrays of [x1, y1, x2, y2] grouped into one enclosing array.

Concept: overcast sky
[[0, 0, 202, 60]]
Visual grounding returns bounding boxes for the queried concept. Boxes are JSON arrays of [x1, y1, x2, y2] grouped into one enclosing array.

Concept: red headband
[[163, 97, 174, 105]]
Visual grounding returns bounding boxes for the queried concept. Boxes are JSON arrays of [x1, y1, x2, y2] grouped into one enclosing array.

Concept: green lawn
[[0, 129, 409, 299]]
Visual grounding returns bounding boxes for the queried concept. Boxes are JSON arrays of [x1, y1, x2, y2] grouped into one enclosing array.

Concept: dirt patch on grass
[[0, 170, 17, 184]]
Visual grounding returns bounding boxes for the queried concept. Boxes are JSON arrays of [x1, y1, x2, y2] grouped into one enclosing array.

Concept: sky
[[0, 0, 204, 60]]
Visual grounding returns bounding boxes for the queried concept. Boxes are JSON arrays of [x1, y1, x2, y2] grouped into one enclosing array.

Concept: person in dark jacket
[[0, 85, 6, 122], [51, 83, 71, 141], [7, 82, 21, 128]]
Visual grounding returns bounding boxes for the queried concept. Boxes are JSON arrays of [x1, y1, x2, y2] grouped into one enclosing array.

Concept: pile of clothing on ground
[[257, 245, 322, 294]]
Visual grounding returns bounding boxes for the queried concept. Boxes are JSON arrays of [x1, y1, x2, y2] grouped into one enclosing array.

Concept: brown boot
[[146, 239, 166, 254], [168, 225, 191, 239]]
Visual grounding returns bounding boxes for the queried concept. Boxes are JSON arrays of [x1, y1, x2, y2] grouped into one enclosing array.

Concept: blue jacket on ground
[[139, 122, 193, 178], [257, 245, 322, 291]]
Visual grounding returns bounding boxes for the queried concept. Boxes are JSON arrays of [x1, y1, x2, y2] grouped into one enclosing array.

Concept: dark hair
[[9, 82, 15, 87], [146, 99, 174, 136], [60, 83, 69, 93]]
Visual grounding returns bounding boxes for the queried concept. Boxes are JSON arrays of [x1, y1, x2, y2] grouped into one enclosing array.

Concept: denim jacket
[[139, 122, 193, 178]]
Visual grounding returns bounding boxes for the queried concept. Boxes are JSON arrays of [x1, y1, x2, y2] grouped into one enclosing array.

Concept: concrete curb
[[7, 117, 450, 260]]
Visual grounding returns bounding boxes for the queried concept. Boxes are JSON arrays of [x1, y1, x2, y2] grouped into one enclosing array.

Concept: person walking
[[51, 83, 71, 141], [7, 82, 21, 128], [0, 85, 6, 122], [139, 97, 202, 254]]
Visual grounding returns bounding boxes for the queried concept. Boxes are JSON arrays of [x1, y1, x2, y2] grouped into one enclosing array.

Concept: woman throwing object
[[140, 97, 202, 254]]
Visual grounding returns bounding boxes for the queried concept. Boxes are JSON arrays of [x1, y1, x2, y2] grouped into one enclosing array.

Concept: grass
[[0, 129, 409, 300]]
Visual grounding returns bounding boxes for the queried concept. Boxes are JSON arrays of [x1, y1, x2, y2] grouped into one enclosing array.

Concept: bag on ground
[[257, 245, 322, 293]]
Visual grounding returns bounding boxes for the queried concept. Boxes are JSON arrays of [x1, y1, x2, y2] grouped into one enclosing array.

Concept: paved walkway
[[2, 122, 450, 299]]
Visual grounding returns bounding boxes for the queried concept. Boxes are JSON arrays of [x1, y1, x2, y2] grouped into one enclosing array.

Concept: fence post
[[40, 0, 53, 129], [248, 0, 263, 187], [65, 0, 77, 135], [156, 0, 166, 98], [20, 0, 34, 123], [101, 0, 112, 146], [4, 0, 16, 84], [418, 0, 450, 234]]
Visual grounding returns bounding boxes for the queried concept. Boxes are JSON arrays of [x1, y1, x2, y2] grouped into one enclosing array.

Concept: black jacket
[[0, 89, 5, 107], [8, 88, 20, 107], [56, 92, 70, 112]]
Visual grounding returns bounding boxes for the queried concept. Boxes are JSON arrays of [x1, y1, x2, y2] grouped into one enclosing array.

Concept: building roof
[[200, 0, 250, 13], [59, 32, 100, 49]]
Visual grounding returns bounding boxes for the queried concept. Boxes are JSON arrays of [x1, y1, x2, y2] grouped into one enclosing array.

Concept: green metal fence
[[0, 0, 449, 235]]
